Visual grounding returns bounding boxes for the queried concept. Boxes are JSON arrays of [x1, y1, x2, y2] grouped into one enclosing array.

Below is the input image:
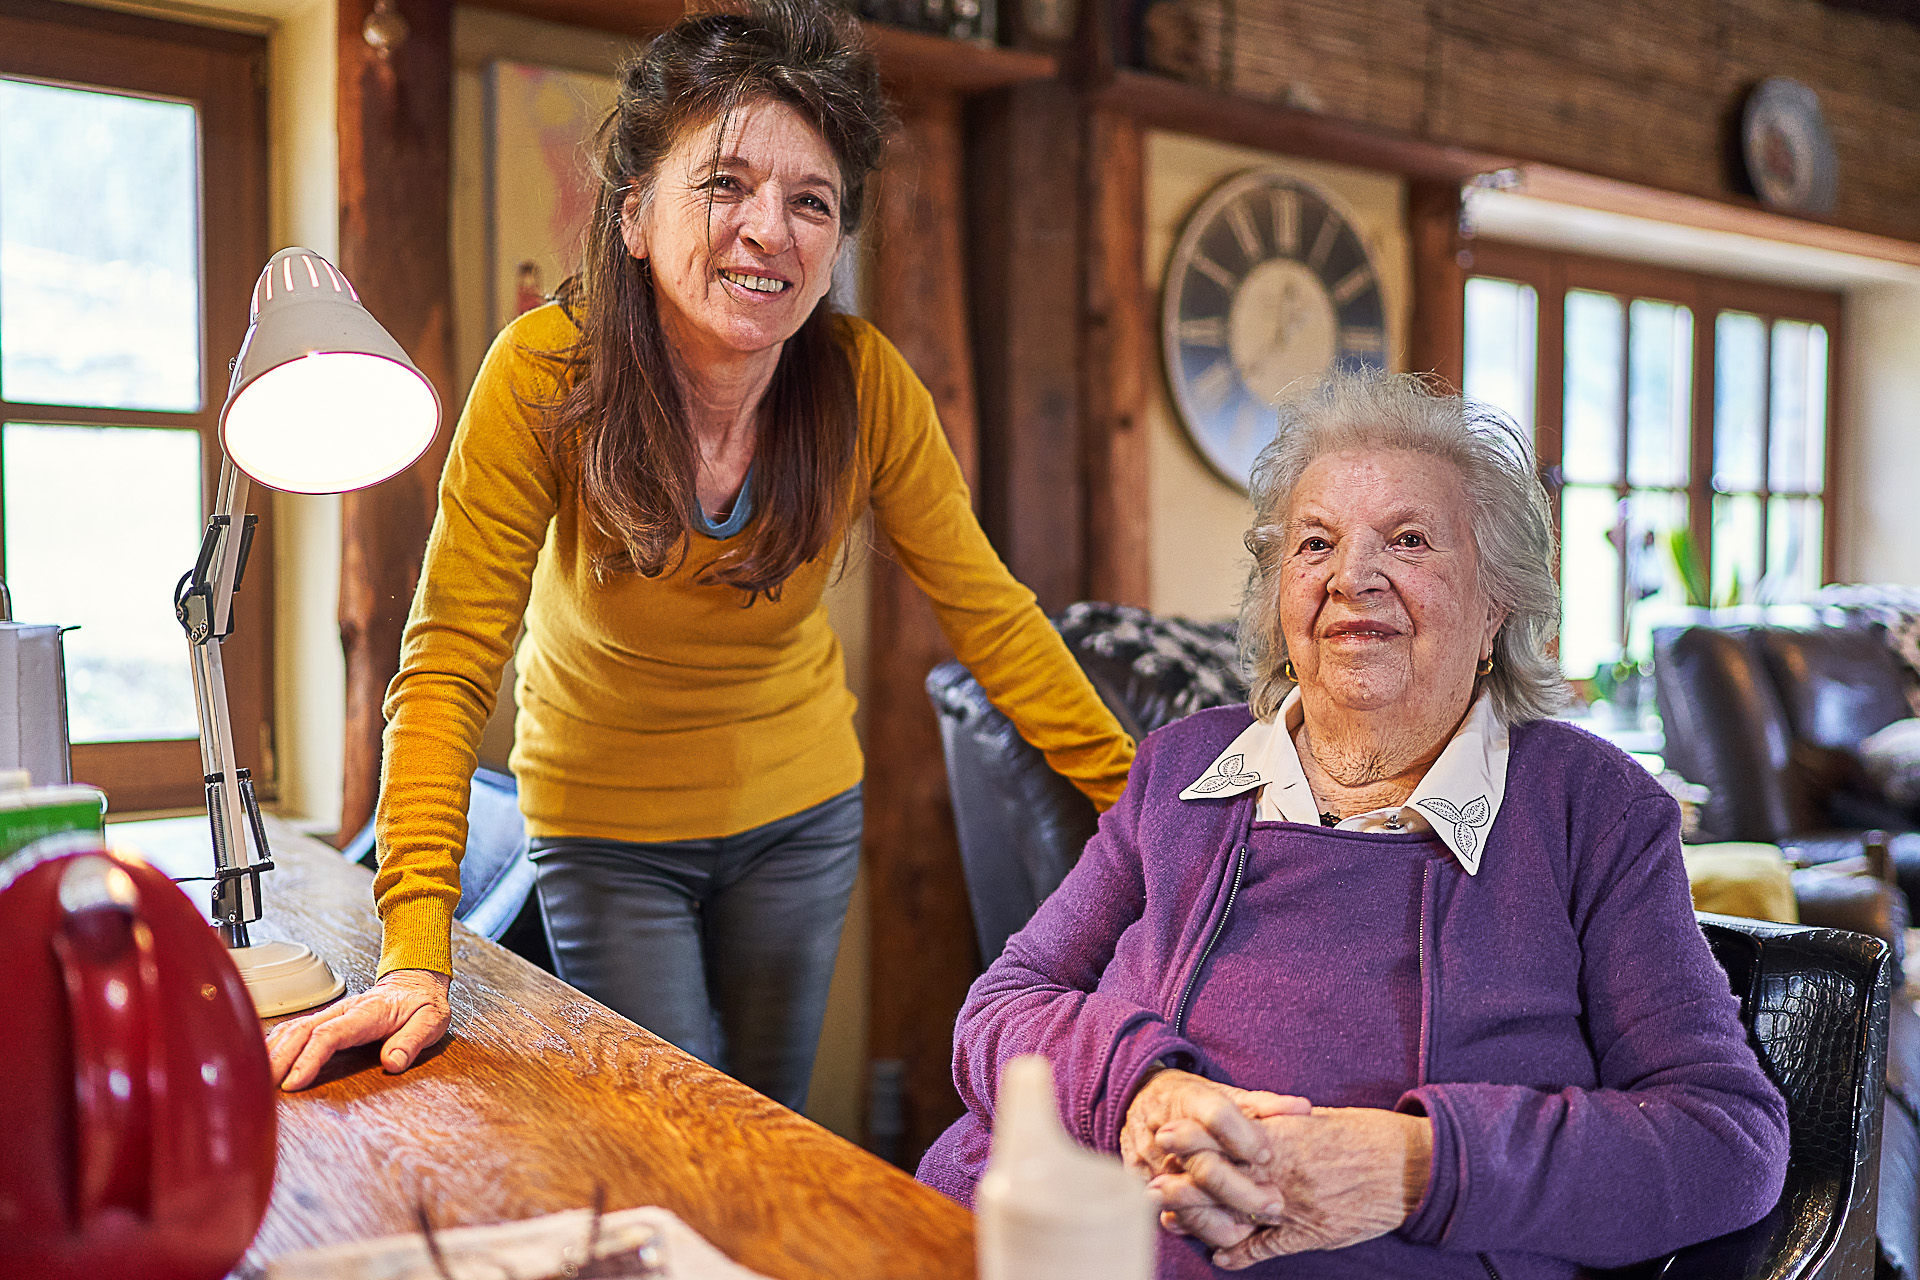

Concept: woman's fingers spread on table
[[277, 997, 402, 1089], [383, 997, 453, 1073], [264, 1014, 319, 1082], [269, 969, 452, 1090]]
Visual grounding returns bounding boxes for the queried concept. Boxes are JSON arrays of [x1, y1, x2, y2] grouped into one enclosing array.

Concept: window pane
[[1627, 300, 1692, 489], [1624, 489, 1689, 660], [1560, 483, 1623, 679], [1712, 492, 1763, 608], [1765, 495, 1824, 601], [4, 424, 201, 740], [1714, 312, 1766, 492], [1769, 321, 1828, 493], [1463, 276, 1537, 430], [0, 80, 202, 412], [1563, 290, 1623, 485]]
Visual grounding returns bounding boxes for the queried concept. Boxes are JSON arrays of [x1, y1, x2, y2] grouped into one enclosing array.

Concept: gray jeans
[[528, 785, 862, 1111]]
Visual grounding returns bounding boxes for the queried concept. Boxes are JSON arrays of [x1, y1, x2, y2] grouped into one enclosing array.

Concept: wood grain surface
[[114, 817, 975, 1280], [334, 0, 457, 847], [863, 91, 988, 1167]]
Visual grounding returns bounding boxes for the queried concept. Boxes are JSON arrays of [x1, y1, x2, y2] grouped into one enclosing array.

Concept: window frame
[[0, 0, 272, 812], [1465, 239, 1844, 614]]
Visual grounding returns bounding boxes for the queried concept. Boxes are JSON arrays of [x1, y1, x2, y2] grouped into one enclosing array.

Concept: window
[[0, 1, 269, 811], [1462, 243, 1841, 682]]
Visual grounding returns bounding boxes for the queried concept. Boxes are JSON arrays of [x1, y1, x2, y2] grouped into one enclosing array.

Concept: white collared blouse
[[1177, 688, 1509, 875]]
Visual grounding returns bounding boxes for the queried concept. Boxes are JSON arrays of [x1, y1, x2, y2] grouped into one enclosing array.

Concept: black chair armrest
[[1647, 915, 1894, 1280], [926, 661, 1097, 967]]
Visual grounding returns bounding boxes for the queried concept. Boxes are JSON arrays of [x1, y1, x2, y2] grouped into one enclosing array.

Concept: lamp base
[[230, 940, 345, 1017]]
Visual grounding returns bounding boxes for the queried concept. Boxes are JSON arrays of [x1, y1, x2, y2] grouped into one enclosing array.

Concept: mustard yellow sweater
[[373, 305, 1136, 975]]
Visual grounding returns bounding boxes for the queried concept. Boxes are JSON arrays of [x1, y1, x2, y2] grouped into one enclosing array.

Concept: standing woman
[[266, 0, 1134, 1109]]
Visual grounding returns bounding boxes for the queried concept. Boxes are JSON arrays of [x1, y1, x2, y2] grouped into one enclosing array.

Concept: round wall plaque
[[1742, 77, 1838, 216]]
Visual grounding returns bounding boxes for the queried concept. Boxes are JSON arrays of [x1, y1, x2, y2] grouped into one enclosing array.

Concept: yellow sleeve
[[847, 318, 1136, 809], [371, 308, 569, 976]]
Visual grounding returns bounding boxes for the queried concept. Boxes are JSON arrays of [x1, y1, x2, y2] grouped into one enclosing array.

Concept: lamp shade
[[219, 248, 440, 495]]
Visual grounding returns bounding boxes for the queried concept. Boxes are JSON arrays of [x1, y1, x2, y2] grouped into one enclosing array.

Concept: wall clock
[[1162, 168, 1387, 492]]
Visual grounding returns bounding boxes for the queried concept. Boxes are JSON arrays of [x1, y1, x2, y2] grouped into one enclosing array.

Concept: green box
[[0, 784, 107, 862]]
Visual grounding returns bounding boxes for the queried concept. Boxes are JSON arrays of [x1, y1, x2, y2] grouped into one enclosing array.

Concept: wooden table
[[116, 815, 976, 1280]]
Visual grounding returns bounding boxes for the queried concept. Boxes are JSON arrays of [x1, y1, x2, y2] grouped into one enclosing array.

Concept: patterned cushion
[[1055, 602, 1246, 736], [1814, 584, 1920, 718]]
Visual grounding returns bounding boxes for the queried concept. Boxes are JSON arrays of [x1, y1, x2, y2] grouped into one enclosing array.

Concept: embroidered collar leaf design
[[1415, 794, 1493, 859], [1189, 752, 1262, 795]]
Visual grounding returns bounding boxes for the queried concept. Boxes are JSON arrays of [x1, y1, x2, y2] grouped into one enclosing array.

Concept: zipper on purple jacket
[[1173, 842, 1248, 1036]]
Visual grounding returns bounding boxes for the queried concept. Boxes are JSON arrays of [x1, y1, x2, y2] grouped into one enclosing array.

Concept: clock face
[[1162, 170, 1388, 492]]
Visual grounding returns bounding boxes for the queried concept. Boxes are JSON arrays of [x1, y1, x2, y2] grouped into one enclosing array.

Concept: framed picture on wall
[[484, 60, 618, 336]]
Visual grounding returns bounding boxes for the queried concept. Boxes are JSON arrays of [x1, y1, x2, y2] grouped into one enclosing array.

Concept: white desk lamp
[[175, 247, 439, 1016]]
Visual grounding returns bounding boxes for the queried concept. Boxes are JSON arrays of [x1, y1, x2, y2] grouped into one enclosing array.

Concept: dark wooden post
[[1079, 103, 1151, 607], [862, 87, 981, 1165], [965, 80, 1085, 613], [1407, 179, 1467, 392], [335, 0, 455, 844]]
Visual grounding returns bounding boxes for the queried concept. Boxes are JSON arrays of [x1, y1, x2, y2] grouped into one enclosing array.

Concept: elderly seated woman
[[916, 372, 1788, 1278]]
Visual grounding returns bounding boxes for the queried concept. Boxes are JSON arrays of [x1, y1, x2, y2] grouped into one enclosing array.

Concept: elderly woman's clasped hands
[[1122, 1069, 1432, 1270]]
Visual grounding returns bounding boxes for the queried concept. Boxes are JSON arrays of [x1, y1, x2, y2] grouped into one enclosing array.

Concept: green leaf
[[1666, 528, 1711, 609]]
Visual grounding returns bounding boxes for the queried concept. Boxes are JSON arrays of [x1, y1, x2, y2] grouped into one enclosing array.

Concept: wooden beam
[[1515, 164, 1920, 272], [862, 88, 979, 1166], [966, 81, 1084, 613], [1080, 103, 1151, 607], [1098, 68, 1507, 184], [335, 0, 455, 845], [1407, 179, 1466, 391]]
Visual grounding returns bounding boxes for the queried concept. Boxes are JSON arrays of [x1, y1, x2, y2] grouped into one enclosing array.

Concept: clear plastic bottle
[[976, 1054, 1154, 1280]]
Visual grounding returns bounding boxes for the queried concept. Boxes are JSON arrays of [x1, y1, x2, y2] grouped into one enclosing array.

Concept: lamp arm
[[176, 458, 274, 948]]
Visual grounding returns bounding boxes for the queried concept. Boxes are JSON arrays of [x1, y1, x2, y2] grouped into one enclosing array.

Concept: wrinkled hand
[[1119, 1069, 1311, 1249], [1149, 1106, 1433, 1269], [265, 968, 451, 1091]]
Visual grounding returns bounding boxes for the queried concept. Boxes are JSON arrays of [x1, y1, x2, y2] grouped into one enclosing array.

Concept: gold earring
[[1476, 655, 1494, 676], [1283, 660, 1298, 683]]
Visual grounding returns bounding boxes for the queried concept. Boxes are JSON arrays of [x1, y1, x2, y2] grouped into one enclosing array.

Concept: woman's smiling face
[[1278, 447, 1505, 718], [622, 98, 845, 368]]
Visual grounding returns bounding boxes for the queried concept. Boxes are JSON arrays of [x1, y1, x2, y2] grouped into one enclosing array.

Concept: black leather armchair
[[926, 602, 1244, 965], [1654, 624, 1920, 909], [930, 605, 1901, 1280], [1644, 915, 1893, 1280]]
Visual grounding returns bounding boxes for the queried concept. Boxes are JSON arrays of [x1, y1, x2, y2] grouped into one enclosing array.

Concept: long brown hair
[[544, 0, 893, 598]]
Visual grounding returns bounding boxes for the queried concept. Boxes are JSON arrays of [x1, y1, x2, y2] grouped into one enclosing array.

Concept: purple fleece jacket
[[917, 706, 1789, 1278]]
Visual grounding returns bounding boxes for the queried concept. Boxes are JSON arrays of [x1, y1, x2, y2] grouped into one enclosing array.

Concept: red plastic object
[[0, 844, 277, 1280]]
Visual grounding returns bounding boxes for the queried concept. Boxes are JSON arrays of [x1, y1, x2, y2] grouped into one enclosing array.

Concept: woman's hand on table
[[1147, 1106, 1433, 1269], [265, 968, 452, 1091]]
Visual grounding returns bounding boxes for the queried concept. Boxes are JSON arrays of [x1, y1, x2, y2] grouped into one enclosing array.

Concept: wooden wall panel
[[1231, 0, 1428, 130], [336, 0, 456, 845], [1140, 0, 1920, 241], [1427, 35, 1734, 203], [863, 88, 980, 1166], [1080, 105, 1152, 608], [1407, 180, 1466, 392], [966, 81, 1085, 613], [1436, 0, 1724, 85]]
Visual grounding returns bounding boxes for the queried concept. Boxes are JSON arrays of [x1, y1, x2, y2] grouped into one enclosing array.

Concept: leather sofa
[[933, 604, 1909, 1279], [1654, 622, 1920, 915]]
